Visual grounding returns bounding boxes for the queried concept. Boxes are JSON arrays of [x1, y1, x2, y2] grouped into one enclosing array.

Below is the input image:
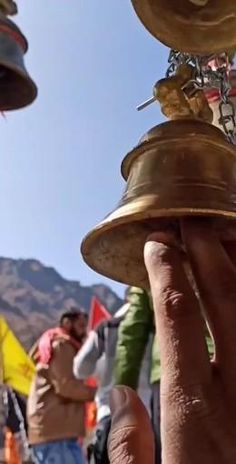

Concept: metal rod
[[136, 96, 156, 111]]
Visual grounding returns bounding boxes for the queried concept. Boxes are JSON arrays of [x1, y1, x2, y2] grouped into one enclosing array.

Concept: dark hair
[[60, 309, 87, 325]]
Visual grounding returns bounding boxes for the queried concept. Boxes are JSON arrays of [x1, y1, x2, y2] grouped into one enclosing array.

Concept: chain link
[[166, 50, 236, 143]]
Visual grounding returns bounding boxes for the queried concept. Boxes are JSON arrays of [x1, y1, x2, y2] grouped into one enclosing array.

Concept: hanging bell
[[206, 69, 236, 134], [0, 13, 37, 111], [81, 119, 236, 288], [131, 0, 236, 55]]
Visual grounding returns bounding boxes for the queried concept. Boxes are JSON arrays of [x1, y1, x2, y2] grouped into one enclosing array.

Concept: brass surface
[[0, 14, 37, 111], [154, 64, 213, 122], [81, 120, 236, 288], [131, 0, 236, 55]]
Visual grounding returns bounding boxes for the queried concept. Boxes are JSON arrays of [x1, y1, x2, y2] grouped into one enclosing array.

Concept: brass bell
[[206, 69, 236, 133], [0, 13, 37, 111], [131, 0, 236, 55], [81, 119, 236, 288]]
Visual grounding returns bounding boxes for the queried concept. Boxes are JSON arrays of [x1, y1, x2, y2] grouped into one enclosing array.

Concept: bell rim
[[131, 0, 236, 54], [81, 207, 236, 284], [121, 120, 236, 179], [0, 59, 38, 110]]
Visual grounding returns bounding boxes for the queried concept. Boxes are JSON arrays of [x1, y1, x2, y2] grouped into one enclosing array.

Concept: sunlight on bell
[[81, 119, 236, 288]]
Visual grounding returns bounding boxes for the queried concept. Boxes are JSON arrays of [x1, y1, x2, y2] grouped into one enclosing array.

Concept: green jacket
[[115, 287, 214, 387]]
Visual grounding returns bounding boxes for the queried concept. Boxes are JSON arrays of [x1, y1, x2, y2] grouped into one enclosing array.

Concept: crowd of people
[[4, 221, 236, 463], [3, 288, 166, 463], [26, 292, 159, 464]]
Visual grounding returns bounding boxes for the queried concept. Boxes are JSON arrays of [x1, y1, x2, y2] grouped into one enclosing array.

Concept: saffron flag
[[88, 297, 111, 331], [0, 317, 35, 396]]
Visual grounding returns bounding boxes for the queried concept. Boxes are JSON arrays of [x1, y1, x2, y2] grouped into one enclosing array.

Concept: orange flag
[[4, 428, 21, 464]]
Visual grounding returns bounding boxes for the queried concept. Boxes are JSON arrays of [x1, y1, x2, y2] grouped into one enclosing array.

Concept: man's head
[[60, 309, 88, 342]]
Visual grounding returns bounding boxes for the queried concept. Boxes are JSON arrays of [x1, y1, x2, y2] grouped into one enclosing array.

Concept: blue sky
[[0, 1, 168, 297]]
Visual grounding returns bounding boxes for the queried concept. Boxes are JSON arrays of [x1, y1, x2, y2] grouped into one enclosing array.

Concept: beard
[[70, 327, 85, 343]]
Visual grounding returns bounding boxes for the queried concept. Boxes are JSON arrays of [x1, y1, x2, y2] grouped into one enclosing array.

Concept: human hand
[[108, 385, 155, 464], [108, 219, 236, 464]]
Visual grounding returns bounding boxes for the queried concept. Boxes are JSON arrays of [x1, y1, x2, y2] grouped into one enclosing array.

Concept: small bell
[[0, 13, 37, 111], [131, 0, 236, 55], [81, 119, 236, 288]]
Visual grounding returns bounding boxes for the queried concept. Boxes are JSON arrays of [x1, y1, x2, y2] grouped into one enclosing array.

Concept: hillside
[[0, 257, 123, 350]]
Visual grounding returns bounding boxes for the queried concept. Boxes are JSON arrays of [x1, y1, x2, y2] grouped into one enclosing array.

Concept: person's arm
[[49, 340, 96, 402], [115, 287, 153, 389], [73, 322, 106, 379]]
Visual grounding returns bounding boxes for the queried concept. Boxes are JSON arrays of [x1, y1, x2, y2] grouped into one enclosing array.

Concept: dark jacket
[[5, 389, 27, 434]]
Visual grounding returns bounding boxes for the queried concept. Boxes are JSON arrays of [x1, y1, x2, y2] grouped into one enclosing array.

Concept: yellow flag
[[0, 316, 35, 396]]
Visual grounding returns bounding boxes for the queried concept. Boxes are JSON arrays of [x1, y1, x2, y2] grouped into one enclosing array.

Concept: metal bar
[[136, 96, 155, 111]]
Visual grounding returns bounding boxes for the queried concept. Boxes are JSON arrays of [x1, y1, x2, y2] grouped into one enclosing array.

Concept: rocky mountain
[[0, 257, 123, 350]]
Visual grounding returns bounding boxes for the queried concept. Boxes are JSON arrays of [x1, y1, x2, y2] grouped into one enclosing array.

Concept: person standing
[[73, 302, 130, 464], [27, 310, 96, 464]]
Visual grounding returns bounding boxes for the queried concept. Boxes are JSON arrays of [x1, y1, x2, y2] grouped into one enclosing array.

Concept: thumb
[[108, 386, 155, 464]]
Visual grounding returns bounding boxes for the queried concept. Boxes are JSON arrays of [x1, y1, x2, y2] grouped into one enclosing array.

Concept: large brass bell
[[0, 13, 37, 111], [81, 119, 236, 288], [131, 0, 236, 55]]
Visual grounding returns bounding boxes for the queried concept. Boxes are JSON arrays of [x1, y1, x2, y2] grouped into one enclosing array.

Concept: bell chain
[[138, 49, 236, 144]]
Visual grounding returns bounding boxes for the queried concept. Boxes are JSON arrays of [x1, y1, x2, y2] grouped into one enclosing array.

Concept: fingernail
[[146, 231, 178, 246]]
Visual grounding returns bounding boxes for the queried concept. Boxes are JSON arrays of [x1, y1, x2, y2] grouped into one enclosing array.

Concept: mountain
[[0, 257, 123, 350]]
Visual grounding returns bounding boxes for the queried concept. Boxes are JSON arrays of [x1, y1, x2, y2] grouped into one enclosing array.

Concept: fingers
[[181, 219, 236, 381], [144, 234, 211, 391], [108, 386, 154, 464]]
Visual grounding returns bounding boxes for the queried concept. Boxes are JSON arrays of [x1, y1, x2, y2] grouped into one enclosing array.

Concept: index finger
[[144, 234, 211, 392]]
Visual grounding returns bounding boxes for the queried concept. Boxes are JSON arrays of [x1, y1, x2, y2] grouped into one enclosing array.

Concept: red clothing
[[37, 327, 81, 364]]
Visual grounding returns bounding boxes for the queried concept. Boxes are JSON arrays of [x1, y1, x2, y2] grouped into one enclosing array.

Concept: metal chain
[[137, 49, 236, 143], [165, 50, 236, 143], [218, 66, 236, 144]]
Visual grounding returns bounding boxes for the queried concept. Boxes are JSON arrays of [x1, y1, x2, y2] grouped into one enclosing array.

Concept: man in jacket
[[115, 287, 214, 464], [73, 302, 130, 464], [27, 310, 96, 464]]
